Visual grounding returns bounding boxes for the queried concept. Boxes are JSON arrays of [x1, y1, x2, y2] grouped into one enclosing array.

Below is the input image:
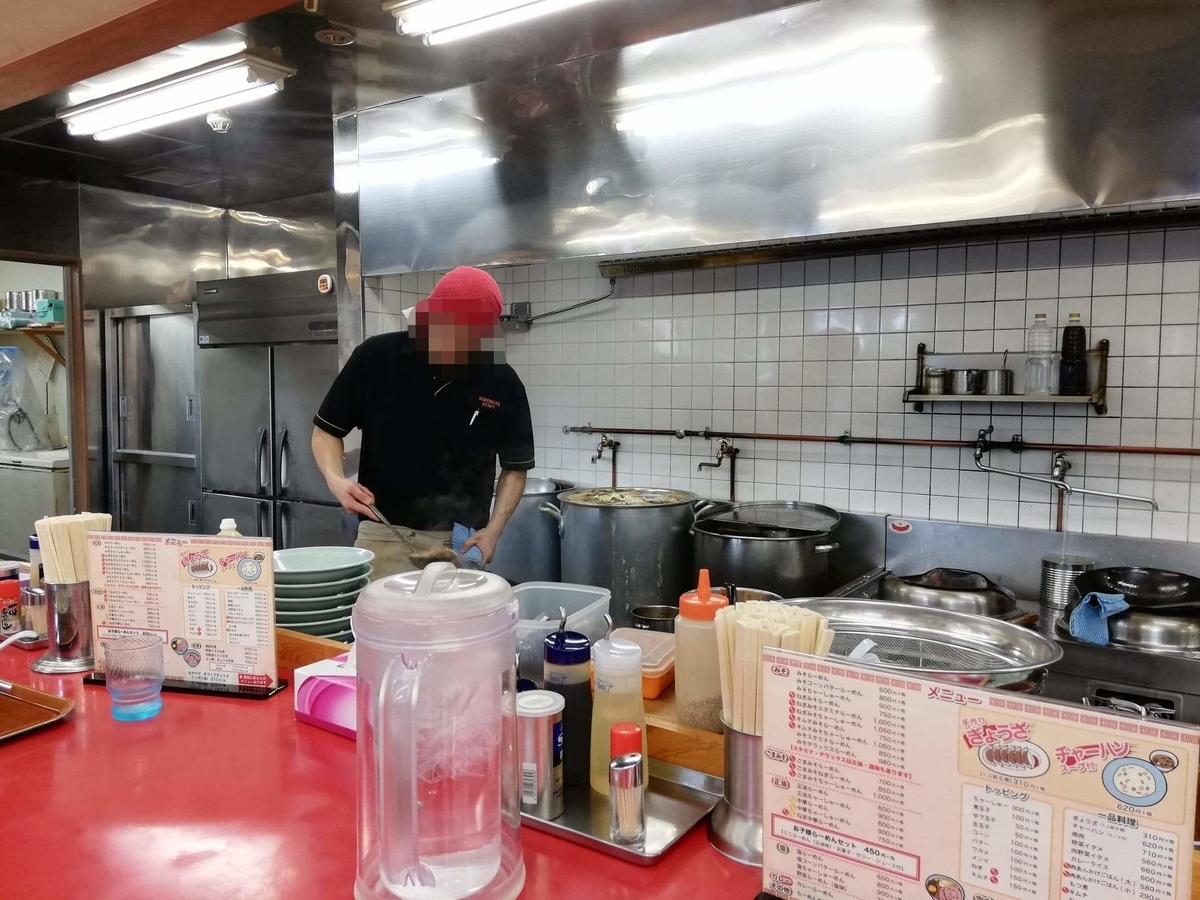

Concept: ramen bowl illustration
[[182, 648, 202, 668], [978, 741, 1050, 778], [1102, 757, 1168, 807], [925, 875, 964, 900], [169, 637, 189, 655]]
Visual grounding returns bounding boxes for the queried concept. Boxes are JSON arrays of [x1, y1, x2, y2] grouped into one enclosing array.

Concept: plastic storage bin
[[611, 627, 676, 699], [513, 582, 610, 682]]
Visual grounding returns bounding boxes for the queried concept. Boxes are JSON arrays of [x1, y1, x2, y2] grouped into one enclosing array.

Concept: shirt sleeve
[[313, 343, 366, 438], [498, 374, 535, 471]]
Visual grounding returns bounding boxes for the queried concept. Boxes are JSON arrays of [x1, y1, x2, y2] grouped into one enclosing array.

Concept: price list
[[961, 784, 1050, 899], [89, 533, 278, 690], [1063, 811, 1176, 900], [225, 586, 271, 648], [96, 538, 161, 587], [760, 650, 1198, 900]]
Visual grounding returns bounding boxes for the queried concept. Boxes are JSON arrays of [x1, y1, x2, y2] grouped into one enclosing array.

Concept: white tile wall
[[363, 226, 1200, 540]]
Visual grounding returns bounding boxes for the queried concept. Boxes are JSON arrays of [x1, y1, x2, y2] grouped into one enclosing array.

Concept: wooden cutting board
[[0, 678, 73, 742]]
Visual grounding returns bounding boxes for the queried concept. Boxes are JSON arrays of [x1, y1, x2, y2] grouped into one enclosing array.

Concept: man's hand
[[462, 526, 500, 565], [328, 476, 377, 519]]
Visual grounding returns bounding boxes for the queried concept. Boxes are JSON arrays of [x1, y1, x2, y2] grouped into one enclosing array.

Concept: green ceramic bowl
[[275, 589, 362, 613], [275, 571, 371, 599], [273, 547, 374, 584], [284, 616, 352, 637], [276, 603, 355, 624]]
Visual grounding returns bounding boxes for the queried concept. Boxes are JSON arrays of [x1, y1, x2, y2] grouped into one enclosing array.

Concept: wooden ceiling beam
[[0, 0, 296, 112]]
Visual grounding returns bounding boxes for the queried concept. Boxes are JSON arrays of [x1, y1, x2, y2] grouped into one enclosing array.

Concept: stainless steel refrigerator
[[195, 269, 356, 549]]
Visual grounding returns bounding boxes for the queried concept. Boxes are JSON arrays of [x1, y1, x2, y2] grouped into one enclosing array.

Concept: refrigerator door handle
[[256, 427, 269, 494], [278, 427, 290, 493], [258, 501, 269, 538], [280, 503, 291, 548]]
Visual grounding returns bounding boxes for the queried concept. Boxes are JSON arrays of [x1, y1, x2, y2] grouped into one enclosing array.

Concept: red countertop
[[2, 652, 760, 900]]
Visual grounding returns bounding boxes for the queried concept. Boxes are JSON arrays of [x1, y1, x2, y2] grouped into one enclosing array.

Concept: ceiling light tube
[[57, 51, 294, 140], [384, 0, 604, 44]]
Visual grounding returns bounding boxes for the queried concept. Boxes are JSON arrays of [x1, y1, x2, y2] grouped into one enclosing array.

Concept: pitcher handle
[[377, 652, 433, 894], [415, 561, 456, 596], [538, 502, 564, 536]]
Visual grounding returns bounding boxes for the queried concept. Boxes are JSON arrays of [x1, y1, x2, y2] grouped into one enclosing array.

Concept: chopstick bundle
[[714, 601, 834, 736], [34, 512, 112, 583]]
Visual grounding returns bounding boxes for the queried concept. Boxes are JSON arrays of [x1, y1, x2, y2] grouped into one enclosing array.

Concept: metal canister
[[31, 581, 94, 673], [1040, 555, 1094, 610], [516, 690, 565, 819]]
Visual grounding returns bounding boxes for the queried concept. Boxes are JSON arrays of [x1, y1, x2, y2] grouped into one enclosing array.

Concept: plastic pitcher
[[353, 563, 525, 900]]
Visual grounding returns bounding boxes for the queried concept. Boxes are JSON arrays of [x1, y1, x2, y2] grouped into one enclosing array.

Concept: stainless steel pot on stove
[[693, 501, 840, 599], [488, 477, 574, 584], [540, 487, 700, 627], [881, 568, 1019, 619]]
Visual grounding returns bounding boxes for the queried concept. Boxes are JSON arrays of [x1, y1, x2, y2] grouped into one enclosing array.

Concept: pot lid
[[1057, 607, 1200, 652], [696, 501, 840, 536], [520, 477, 573, 496]]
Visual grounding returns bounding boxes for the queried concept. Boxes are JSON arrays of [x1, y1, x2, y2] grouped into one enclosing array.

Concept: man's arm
[[312, 427, 376, 519], [462, 468, 526, 564]]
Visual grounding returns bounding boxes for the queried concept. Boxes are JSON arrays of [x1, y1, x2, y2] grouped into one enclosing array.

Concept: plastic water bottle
[[1025, 313, 1056, 397]]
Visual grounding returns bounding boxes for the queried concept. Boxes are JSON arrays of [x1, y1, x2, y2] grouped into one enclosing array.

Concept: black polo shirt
[[313, 332, 535, 530]]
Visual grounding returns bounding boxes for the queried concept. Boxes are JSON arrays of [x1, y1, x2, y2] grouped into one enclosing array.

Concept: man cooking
[[311, 266, 534, 577]]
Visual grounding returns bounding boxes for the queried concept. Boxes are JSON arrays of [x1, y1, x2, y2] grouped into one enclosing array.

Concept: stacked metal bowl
[[273, 547, 375, 643]]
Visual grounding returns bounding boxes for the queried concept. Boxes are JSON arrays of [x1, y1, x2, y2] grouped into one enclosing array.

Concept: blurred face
[[413, 308, 498, 366]]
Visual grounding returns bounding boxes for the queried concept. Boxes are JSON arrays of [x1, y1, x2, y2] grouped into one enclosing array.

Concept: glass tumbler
[[103, 635, 165, 721]]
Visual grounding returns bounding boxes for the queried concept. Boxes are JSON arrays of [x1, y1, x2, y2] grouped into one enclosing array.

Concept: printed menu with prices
[[89, 533, 278, 689], [760, 650, 1198, 900]]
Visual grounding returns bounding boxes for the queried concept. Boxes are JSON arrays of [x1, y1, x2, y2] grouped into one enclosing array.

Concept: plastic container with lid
[[610, 627, 676, 700], [513, 582, 610, 684], [589, 637, 647, 795], [674, 569, 728, 733]]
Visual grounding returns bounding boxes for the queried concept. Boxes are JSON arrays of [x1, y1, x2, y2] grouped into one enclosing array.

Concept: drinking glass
[[103, 634, 165, 721]]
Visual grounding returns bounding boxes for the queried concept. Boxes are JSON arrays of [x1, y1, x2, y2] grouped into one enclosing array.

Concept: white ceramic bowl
[[273, 547, 375, 584]]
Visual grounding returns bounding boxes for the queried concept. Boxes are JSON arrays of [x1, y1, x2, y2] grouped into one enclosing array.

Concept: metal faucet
[[698, 439, 739, 471], [591, 434, 620, 464], [971, 428, 1158, 510]]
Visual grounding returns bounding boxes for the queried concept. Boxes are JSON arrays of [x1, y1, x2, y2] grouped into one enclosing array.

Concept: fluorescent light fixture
[[383, 0, 604, 45], [57, 51, 294, 141]]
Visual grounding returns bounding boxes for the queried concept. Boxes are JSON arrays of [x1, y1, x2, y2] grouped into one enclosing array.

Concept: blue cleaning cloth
[[451, 522, 485, 569], [1069, 592, 1129, 645]]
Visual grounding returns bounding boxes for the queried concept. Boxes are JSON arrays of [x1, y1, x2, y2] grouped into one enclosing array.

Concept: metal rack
[[904, 340, 1109, 415]]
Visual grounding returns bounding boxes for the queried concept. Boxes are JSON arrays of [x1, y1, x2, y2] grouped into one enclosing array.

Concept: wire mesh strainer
[[784, 598, 1062, 679]]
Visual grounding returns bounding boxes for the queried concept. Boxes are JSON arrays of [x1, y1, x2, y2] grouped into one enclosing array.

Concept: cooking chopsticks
[[715, 601, 834, 736], [33, 513, 111, 584]]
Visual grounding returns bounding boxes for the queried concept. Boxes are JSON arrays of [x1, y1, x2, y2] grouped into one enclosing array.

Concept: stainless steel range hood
[[355, 0, 1200, 274]]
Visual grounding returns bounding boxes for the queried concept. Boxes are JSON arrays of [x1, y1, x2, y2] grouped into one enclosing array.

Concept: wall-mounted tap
[[698, 439, 738, 471], [972, 428, 1158, 510], [591, 434, 620, 464]]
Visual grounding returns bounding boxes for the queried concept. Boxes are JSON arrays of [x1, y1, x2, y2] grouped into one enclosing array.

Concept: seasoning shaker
[[589, 637, 646, 795], [516, 690, 565, 820], [609, 752, 646, 844], [543, 608, 592, 786]]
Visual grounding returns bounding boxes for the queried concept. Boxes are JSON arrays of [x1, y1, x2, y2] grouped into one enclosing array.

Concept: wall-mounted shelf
[[0, 325, 66, 367], [904, 340, 1109, 415]]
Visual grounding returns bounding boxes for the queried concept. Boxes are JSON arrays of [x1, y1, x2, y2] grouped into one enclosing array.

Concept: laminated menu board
[[760, 649, 1197, 900], [88, 533, 279, 690]]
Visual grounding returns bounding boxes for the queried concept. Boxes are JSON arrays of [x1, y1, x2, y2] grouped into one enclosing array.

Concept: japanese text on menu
[[760, 651, 1198, 900], [89, 533, 277, 689]]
